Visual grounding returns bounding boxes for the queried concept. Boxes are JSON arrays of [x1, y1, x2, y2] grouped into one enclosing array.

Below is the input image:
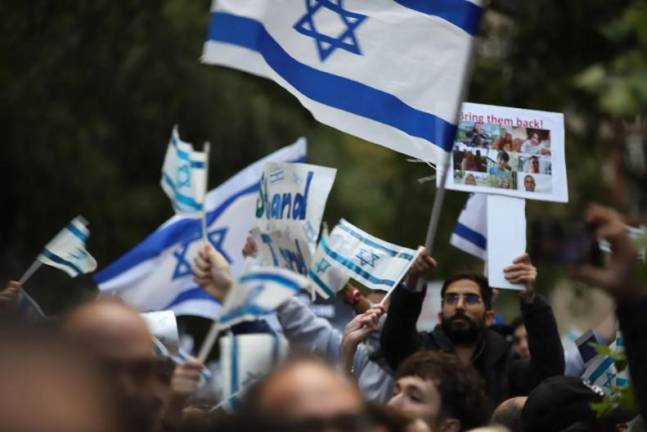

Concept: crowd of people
[[1, 204, 646, 432]]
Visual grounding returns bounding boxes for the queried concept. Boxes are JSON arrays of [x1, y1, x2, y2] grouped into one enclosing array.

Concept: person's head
[[510, 317, 530, 360], [439, 274, 494, 345], [523, 175, 535, 192], [0, 326, 126, 432], [61, 299, 171, 431], [497, 151, 509, 169], [491, 396, 527, 432], [464, 174, 477, 186], [530, 132, 539, 142], [388, 351, 490, 432], [245, 357, 364, 425], [341, 283, 388, 314], [474, 123, 482, 132], [530, 156, 539, 173]]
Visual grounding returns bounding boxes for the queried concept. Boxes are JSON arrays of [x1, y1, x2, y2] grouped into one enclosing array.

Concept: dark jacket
[[381, 285, 565, 405], [617, 295, 647, 420]]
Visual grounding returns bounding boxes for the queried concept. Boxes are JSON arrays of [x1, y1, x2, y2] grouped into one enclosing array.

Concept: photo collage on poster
[[451, 122, 552, 194]]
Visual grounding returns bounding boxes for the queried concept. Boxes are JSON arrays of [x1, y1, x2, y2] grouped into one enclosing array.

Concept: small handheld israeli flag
[[450, 194, 487, 260], [307, 230, 350, 299], [37, 216, 98, 277], [218, 267, 310, 329], [219, 333, 288, 410], [581, 333, 630, 394], [161, 126, 208, 215], [317, 219, 417, 293]]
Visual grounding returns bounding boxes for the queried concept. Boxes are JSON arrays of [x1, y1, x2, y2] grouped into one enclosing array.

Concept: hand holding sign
[[405, 248, 438, 287], [504, 253, 537, 302]]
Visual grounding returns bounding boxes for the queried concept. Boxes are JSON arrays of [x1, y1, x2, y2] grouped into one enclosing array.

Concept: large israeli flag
[[202, 0, 482, 164], [95, 139, 306, 319], [38, 216, 98, 277], [450, 193, 487, 260], [317, 219, 418, 293], [161, 126, 208, 215]]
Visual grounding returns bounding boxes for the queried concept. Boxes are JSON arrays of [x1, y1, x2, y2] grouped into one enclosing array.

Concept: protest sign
[[486, 195, 526, 290], [254, 162, 336, 274], [442, 102, 567, 203]]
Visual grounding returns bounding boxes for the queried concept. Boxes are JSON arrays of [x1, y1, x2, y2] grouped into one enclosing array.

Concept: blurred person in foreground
[[570, 204, 647, 421], [61, 299, 173, 432], [381, 251, 564, 405], [0, 326, 127, 432], [388, 350, 490, 432]]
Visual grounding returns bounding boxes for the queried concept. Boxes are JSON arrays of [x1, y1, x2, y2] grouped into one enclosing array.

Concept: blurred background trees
[[1, 0, 645, 317]]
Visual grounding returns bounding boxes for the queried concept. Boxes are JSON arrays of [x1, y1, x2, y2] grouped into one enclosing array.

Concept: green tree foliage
[[1, 0, 644, 312]]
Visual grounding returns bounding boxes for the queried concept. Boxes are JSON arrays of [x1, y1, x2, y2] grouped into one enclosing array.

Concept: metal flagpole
[[414, 35, 479, 292]]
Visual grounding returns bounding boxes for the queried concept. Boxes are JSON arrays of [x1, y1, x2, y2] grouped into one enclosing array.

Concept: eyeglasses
[[444, 293, 482, 305]]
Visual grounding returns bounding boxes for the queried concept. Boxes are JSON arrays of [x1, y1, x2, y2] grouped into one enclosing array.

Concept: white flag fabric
[[218, 267, 310, 329], [317, 219, 418, 293], [161, 126, 208, 215], [95, 139, 306, 319], [450, 193, 487, 260], [220, 333, 288, 409], [202, 0, 482, 163], [38, 216, 97, 277], [251, 162, 336, 276], [307, 230, 350, 299]]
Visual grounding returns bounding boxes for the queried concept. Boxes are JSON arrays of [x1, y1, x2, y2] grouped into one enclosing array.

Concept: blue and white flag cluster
[[202, 0, 482, 164], [450, 193, 487, 260], [313, 219, 418, 295], [217, 266, 310, 329], [38, 216, 97, 277], [161, 126, 208, 215], [95, 139, 306, 319]]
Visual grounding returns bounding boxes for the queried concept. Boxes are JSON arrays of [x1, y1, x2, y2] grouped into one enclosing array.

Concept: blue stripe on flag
[[320, 238, 396, 288], [395, 0, 482, 36], [238, 273, 303, 292], [219, 305, 273, 326], [577, 334, 599, 364], [171, 135, 206, 168], [162, 173, 204, 212], [40, 249, 84, 275], [66, 223, 88, 242], [162, 286, 221, 310], [94, 155, 305, 283], [587, 356, 616, 384], [207, 12, 457, 153], [338, 223, 414, 260], [308, 269, 336, 298], [453, 222, 486, 250]]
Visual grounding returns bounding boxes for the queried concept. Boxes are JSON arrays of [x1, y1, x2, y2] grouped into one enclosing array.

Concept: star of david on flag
[[203, 0, 483, 165], [314, 219, 418, 293], [293, 0, 367, 61]]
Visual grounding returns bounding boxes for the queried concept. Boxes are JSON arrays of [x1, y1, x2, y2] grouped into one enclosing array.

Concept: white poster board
[[486, 195, 526, 290], [441, 102, 567, 203]]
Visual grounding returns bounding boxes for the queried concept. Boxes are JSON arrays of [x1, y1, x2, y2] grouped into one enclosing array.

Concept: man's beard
[[441, 311, 485, 344]]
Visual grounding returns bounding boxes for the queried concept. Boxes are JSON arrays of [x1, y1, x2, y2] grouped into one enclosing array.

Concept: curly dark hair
[[395, 351, 491, 431], [440, 273, 493, 309]]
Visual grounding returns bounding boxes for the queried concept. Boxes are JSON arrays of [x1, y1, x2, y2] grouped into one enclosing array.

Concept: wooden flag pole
[[198, 322, 220, 363], [18, 259, 42, 285]]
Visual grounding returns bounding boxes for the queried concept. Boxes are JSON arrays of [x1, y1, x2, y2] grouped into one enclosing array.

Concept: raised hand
[[405, 247, 437, 287], [504, 253, 537, 301], [192, 244, 234, 301]]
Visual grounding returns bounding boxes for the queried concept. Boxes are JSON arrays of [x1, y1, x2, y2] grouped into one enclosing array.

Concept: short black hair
[[511, 316, 525, 331], [440, 273, 493, 309], [497, 151, 510, 162], [396, 351, 491, 431]]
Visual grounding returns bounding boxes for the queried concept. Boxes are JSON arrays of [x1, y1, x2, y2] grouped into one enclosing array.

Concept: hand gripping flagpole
[[201, 142, 211, 244], [414, 35, 479, 292]]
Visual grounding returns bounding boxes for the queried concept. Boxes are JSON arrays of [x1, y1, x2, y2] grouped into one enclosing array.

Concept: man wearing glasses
[[380, 252, 564, 406]]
